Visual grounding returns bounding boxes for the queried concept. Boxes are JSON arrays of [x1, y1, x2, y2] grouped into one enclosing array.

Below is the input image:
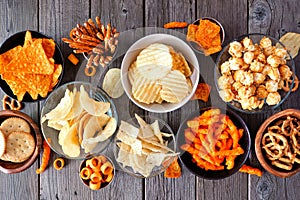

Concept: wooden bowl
[[0, 110, 42, 174], [255, 109, 300, 178]]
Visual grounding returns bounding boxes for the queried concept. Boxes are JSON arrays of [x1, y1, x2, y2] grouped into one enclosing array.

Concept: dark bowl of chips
[[255, 109, 300, 178], [176, 107, 251, 180], [0, 30, 64, 102]]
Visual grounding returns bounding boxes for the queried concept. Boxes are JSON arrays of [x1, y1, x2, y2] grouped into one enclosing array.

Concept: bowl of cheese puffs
[[214, 33, 296, 113]]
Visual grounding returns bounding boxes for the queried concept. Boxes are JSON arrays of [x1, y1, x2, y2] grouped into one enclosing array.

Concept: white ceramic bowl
[[121, 33, 200, 113]]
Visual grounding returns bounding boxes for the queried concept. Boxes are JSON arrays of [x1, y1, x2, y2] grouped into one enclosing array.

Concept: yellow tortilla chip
[[24, 31, 33, 48]]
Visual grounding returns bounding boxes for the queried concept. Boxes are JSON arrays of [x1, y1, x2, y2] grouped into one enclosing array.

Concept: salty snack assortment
[[180, 108, 245, 171], [261, 115, 300, 170], [41, 84, 117, 158], [0, 31, 62, 101], [217, 36, 294, 111], [62, 16, 119, 76], [80, 155, 114, 190], [128, 43, 192, 104], [115, 114, 178, 178], [0, 117, 35, 163], [187, 19, 222, 55]]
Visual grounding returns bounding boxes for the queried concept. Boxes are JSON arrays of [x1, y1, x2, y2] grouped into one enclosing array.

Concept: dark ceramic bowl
[[176, 107, 251, 180], [0, 30, 64, 102], [0, 110, 42, 174]]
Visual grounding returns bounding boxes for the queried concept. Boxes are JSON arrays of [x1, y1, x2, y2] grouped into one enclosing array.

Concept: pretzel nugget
[[88, 157, 101, 171], [164, 21, 188, 29], [89, 181, 101, 190], [53, 157, 65, 171], [239, 164, 263, 177], [90, 171, 103, 183]]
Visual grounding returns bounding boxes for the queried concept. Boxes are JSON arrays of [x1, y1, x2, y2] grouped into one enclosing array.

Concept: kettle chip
[[102, 68, 124, 99]]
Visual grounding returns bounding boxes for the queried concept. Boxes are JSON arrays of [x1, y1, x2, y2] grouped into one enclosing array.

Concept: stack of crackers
[[0, 117, 35, 163], [0, 31, 62, 101]]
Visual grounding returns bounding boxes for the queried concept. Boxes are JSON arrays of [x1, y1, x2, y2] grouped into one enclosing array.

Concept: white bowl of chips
[[113, 114, 178, 178], [40, 81, 118, 159], [121, 33, 199, 113]]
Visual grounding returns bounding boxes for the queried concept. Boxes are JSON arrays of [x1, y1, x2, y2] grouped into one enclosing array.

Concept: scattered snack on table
[[128, 43, 192, 104], [41, 85, 117, 157], [53, 157, 65, 171], [191, 83, 211, 101], [102, 68, 124, 99], [180, 108, 244, 171], [62, 16, 119, 73], [164, 156, 181, 178], [67, 53, 79, 65], [0, 31, 62, 101], [115, 114, 178, 177], [36, 139, 51, 174], [80, 155, 114, 190], [2, 95, 22, 110], [276, 32, 300, 59], [186, 19, 222, 55], [164, 21, 188, 29], [239, 164, 263, 176], [217, 36, 295, 111], [0, 117, 35, 163], [261, 115, 300, 170]]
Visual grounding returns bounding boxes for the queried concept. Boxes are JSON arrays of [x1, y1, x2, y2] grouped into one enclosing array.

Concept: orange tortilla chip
[[1, 73, 27, 101], [41, 38, 56, 58], [186, 24, 198, 42], [51, 64, 62, 89], [0, 46, 22, 74], [24, 31, 33, 48], [164, 157, 181, 178], [192, 83, 211, 101], [5, 39, 54, 74]]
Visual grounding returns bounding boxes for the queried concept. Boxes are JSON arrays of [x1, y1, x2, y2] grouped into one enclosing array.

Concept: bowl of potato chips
[[40, 81, 118, 159], [177, 107, 251, 179], [0, 30, 64, 102], [113, 114, 178, 178], [121, 33, 199, 113], [215, 33, 296, 113]]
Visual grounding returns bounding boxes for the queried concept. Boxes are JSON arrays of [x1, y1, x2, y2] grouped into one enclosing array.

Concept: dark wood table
[[1, 0, 300, 199]]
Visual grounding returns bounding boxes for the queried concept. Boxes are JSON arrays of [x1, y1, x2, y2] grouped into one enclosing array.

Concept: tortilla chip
[[191, 83, 211, 102], [164, 157, 181, 178], [24, 31, 33, 48], [0, 46, 22, 74], [5, 39, 54, 74]]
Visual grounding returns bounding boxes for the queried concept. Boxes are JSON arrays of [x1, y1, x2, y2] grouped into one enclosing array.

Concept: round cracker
[[1, 131, 35, 163], [0, 130, 6, 157], [0, 117, 31, 136], [102, 68, 124, 98]]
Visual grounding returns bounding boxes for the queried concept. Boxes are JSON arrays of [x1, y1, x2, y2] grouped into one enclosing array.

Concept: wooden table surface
[[1, 0, 300, 199]]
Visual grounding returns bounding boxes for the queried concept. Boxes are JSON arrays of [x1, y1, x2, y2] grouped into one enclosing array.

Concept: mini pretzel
[[2, 95, 22, 110], [85, 55, 96, 76], [283, 75, 299, 92]]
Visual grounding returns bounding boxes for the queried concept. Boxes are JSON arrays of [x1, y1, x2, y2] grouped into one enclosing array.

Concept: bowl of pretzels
[[255, 109, 300, 178]]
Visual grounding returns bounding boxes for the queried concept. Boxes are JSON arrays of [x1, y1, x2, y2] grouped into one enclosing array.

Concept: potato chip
[[160, 70, 189, 103], [102, 68, 124, 99], [136, 43, 173, 80], [186, 24, 198, 42], [170, 50, 192, 77], [60, 122, 80, 158], [277, 32, 300, 59], [79, 85, 110, 116], [191, 83, 211, 102]]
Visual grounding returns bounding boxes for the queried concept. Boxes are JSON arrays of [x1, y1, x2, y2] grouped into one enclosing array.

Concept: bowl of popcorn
[[121, 33, 200, 113], [255, 109, 300, 178], [215, 33, 296, 113]]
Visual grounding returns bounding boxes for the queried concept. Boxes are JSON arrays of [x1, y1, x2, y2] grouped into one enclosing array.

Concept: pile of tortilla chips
[[0, 31, 62, 101], [187, 19, 222, 56]]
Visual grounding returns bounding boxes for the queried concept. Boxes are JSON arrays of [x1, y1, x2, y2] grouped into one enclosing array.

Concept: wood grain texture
[[0, 0, 39, 200], [248, 1, 300, 200]]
